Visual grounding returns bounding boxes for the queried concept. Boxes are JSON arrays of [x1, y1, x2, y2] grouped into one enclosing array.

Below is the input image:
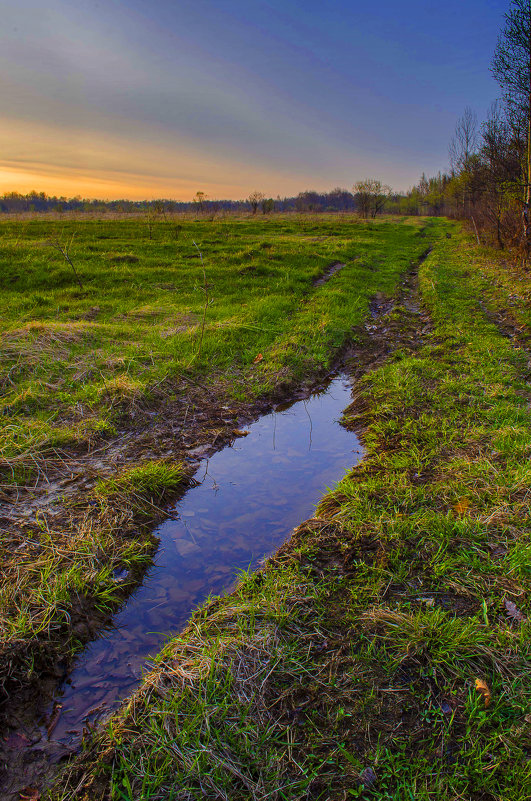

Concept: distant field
[[0, 214, 427, 477]]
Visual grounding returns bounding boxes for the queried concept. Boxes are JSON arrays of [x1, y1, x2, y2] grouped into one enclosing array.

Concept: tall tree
[[448, 108, 479, 218], [492, 0, 531, 253], [449, 106, 479, 174]]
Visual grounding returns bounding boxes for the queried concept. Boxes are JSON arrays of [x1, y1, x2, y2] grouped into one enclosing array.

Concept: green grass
[[49, 223, 531, 800], [95, 460, 187, 501], [0, 214, 432, 707], [0, 214, 427, 468]]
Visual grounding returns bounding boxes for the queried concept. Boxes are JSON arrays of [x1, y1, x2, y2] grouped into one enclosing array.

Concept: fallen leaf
[[504, 598, 526, 623], [46, 703, 62, 739], [454, 497, 470, 515], [252, 353, 263, 363], [19, 789, 40, 800], [474, 678, 491, 707]]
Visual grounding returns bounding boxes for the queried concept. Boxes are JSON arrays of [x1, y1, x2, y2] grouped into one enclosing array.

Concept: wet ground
[[1, 374, 362, 799]]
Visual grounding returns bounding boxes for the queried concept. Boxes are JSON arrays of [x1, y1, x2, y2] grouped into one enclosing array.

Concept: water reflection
[[48, 375, 362, 742]]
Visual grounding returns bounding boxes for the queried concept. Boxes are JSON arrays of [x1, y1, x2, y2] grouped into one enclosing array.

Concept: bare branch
[[48, 233, 84, 290]]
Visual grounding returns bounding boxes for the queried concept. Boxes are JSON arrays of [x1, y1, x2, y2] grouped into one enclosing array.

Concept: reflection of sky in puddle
[[49, 376, 362, 742]]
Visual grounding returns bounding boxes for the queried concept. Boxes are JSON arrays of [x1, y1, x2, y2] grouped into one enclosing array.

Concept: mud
[[1, 374, 364, 800]]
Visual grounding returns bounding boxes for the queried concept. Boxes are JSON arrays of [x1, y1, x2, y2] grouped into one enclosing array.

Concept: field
[[0, 216, 427, 719], [2, 215, 531, 799], [1, 214, 427, 467]]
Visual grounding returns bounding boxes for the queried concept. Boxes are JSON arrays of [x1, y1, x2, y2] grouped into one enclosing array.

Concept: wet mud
[[313, 261, 346, 286]]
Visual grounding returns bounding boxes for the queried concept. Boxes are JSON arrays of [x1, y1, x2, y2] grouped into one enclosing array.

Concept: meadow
[[0, 214, 429, 738], [47, 222, 531, 801], [4, 214, 531, 800], [0, 214, 426, 472]]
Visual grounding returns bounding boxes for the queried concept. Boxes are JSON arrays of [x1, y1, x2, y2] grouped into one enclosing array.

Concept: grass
[[49, 223, 531, 800], [95, 461, 189, 511], [0, 214, 427, 469], [0, 214, 432, 714], [0, 459, 191, 679]]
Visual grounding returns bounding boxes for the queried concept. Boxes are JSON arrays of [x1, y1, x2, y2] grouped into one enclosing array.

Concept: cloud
[[1, 115, 359, 200], [1, 0, 496, 198], [0, 0, 339, 181]]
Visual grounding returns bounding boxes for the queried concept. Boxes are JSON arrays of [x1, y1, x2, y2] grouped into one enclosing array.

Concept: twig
[[48, 233, 84, 289], [471, 216, 481, 246]]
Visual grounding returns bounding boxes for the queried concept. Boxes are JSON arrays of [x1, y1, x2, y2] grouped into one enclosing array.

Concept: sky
[[0, 0, 511, 200]]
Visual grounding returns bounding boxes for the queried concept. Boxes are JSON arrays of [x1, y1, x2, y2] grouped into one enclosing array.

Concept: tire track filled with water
[[3, 375, 363, 798]]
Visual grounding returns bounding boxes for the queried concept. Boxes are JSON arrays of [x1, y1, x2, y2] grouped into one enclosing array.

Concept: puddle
[[2, 375, 362, 797]]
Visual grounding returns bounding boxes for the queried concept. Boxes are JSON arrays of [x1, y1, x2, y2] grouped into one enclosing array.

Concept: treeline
[[0, 186, 406, 217], [406, 0, 531, 254], [0, 191, 242, 215]]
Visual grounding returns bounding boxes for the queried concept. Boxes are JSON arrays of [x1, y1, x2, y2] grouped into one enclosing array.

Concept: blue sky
[[0, 0, 509, 199]]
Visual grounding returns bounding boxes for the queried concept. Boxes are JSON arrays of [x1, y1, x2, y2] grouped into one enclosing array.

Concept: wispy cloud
[[0, 0, 502, 199]]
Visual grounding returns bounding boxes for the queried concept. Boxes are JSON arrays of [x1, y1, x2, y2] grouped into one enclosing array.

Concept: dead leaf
[[504, 598, 526, 623], [252, 353, 263, 363], [454, 497, 470, 515], [19, 789, 40, 800], [46, 703, 62, 739], [474, 678, 491, 707]]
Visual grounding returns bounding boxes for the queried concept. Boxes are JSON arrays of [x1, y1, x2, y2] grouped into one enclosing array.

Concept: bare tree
[[145, 203, 166, 240], [248, 191, 265, 214], [449, 106, 479, 173], [448, 107, 480, 218], [48, 234, 84, 290], [295, 191, 322, 212], [193, 191, 207, 213], [261, 197, 275, 214], [492, 0, 531, 252], [189, 241, 213, 364], [479, 101, 521, 248]]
